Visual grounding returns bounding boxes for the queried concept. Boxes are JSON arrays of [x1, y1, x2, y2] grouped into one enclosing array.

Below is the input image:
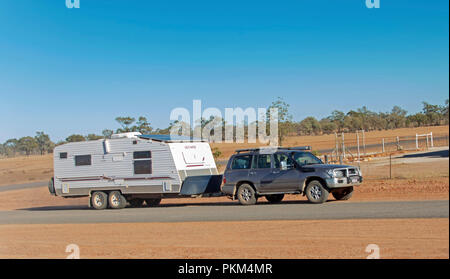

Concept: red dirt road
[[0, 218, 447, 259]]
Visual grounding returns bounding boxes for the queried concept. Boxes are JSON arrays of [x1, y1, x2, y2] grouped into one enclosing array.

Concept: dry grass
[[0, 154, 53, 186]]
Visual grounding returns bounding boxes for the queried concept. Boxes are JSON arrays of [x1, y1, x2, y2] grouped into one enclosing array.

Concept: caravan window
[[133, 151, 151, 159], [75, 155, 91, 166], [134, 160, 152, 174], [133, 151, 152, 174], [59, 152, 67, 159]]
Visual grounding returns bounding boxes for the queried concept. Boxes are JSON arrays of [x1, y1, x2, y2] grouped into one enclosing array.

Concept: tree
[[35, 131, 54, 155], [422, 102, 442, 125], [18, 136, 38, 155], [3, 138, 19, 156], [115, 117, 136, 133], [267, 97, 293, 146], [319, 118, 337, 134], [298, 117, 321, 135], [212, 147, 222, 160], [66, 134, 86, 142], [135, 116, 153, 134], [328, 110, 346, 132], [86, 134, 103, 141], [102, 129, 114, 139]]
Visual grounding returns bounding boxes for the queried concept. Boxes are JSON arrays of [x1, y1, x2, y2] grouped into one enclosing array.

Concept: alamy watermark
[[169, 100, 279, 146], [66, 0, 80, 9], [365, 0, 380, 9]]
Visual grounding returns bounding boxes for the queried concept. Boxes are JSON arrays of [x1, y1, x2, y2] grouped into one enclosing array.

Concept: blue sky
[[0, 0, 448, 142]]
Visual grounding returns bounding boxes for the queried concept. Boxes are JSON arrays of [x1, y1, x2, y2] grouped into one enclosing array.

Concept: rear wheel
[[237, 184, 257, 205], [108, 191, 127, 209], [332, 186, 354, 201], [265, 194, 284, 204], [145, 198, 161, 207], [305, 180, 329, 204], [91, 191, 108, 210]]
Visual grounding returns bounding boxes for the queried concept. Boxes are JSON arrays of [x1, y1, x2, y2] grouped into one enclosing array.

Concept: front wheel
[[305, 180, 329, 204], [332, 186, 354, 200], [237, 184, 257, 205]]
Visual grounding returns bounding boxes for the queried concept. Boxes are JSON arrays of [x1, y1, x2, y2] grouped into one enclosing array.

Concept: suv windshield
[[292, 152, 323, 166]]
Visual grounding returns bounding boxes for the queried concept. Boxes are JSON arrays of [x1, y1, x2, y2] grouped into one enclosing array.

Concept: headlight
[[334, 170, 345, 178], [326, 169, 345, 178]]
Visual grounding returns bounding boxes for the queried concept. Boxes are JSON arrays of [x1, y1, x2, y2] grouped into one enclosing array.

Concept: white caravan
[[48, 133, 221, 209]]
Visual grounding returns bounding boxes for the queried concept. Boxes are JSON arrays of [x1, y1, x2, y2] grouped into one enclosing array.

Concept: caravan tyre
[[91, 191, 108, 210], [108, 191, 127, 209]]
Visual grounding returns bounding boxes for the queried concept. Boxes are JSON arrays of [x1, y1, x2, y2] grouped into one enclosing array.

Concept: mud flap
[[179, 175, 223, 196]]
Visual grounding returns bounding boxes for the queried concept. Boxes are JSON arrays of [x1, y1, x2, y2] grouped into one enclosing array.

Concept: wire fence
[[319, 132, 449, 164]]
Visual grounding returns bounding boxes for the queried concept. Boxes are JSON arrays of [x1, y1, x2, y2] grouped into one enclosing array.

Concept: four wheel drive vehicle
[[220, 147, 363, 205]]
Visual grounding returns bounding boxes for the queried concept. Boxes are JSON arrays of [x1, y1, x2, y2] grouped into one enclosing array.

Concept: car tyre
[[305, 180, 329, 204], [237, 184, 257, 205]]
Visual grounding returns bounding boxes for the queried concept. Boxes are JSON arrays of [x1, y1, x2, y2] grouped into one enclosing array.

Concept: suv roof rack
[[235, 146, 311, 153]]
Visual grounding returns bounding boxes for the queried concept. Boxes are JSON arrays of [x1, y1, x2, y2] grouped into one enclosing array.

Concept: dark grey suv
[[221, 147, 362, 205]]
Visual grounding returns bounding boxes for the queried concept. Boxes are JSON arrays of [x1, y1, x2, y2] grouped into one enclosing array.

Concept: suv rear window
[[256, 154, 272, 168], [231, 155, 252, 169]]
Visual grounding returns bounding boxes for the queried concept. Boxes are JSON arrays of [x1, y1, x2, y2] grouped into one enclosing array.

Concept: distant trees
[[1, 100, 448, 158], [115, 116, 153, 134], [267, 97, 293, 145], [35, 131, 54, 155], [65, 134, 86, 142]]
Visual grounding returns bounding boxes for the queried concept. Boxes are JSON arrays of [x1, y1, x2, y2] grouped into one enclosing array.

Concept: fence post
[[416, 134, 419, 149], [362, 130, 366, 156], [357, 132, 360, 160], [430, 132, 434, 148], [382, 138, 385, 153], [396, 136, 400, 150], [389, 153, 392, 179]]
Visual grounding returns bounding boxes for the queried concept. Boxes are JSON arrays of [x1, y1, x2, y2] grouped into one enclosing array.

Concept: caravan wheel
[[91, 191, 108, 210], [108, 191, 127, 209]]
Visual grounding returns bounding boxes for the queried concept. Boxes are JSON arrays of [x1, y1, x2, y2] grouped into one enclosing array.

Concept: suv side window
[[231, 155, 253, 170], [256, 154, 272, 169], [274, 153, 295, 169]]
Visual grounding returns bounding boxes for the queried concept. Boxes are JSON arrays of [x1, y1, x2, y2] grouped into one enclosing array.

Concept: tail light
[[222, 177, 227, 184]]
